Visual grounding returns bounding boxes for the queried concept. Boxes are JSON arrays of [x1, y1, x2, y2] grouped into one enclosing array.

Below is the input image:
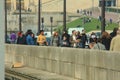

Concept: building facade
[[6, 0, 99, 13], [99, 0, 120, 7], [6, 0, 35, 11], [99, 0, 116, 7], [117, 0, 120, 7]]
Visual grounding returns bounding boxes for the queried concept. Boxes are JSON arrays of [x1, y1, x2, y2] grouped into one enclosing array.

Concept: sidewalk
[[5, 63, 79, 80]]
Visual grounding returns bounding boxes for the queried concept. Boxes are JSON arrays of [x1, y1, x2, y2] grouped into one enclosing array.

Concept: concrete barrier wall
[[5, 44, 120, 80]]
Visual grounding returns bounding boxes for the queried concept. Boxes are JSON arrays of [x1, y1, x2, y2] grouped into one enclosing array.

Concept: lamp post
[[38, 0, 41, 34], [50, 17, 53, 35], [63, 0, 66, 31], [101, 0, 105, 33], [5, 0, 7, 43], [41, 17, 44, 30], [19, 0, 22, 32], [50, 17, 53, 46]]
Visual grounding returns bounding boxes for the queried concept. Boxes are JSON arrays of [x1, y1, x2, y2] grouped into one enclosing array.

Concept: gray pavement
[[5, 63, 79, 80], [91, 9, 119, 23]]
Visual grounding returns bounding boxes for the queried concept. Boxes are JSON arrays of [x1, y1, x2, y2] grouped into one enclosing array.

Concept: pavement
[[91, 8, 120, 23], [5, 63, 79, 80]]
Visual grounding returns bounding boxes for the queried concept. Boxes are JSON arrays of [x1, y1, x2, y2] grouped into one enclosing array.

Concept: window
[[6, 0, 11, 10], [99, 0, 116, 7], [16, 0, 24, 10]]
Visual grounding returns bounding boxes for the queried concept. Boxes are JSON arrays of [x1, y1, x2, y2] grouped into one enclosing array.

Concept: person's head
[[76, 31, 80, 36], [113, 27, 118, 34], [28, 32, 34, 37], [91, 32, 96, 39], [91, 32, 95, 35], [72, 30, 76, 35], [63, 30, 68, 34], [117, 27, 120, 35], [63, 36, 67, 40], [53, 32, 58, 36], [89, 42, 95, 49], [31, 33, 34, 38], [82, 29, 85, 34], [27, 29, 32, 33], [97, 38, 102, 43], [26, 29, 32, 36], [55, 32, 58, 36], [102, 31, 110, 39], [17, 31, 23, 37], [40, 30, 44, 35]]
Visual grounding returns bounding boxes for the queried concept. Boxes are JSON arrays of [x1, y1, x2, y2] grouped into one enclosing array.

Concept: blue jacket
[[26, 35, 34, 45]]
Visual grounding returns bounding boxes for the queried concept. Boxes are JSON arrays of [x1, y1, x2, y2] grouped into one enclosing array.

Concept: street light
[[63, 0, 66, 31], [18, 0, 22, 32], [38, 0, 41, 34], [101, 0, 105, 33], [50, 16, 53, 46], [50, 17, 53, 35], [41, 17, 44, 30]]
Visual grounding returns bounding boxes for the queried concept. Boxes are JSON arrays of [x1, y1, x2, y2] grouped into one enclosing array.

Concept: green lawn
[[56, 16, 118, 33]]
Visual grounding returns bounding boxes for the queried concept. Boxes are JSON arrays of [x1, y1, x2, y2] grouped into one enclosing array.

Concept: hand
[[63, 42, 66, 45], [75, 40, 79, 43]]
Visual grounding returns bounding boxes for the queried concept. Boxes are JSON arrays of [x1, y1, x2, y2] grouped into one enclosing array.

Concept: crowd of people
[[8, 27, 120, 51], [9, 29, 35, 45]]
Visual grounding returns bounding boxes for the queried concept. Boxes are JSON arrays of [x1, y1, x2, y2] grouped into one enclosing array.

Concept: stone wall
[[5, 44, 120, 80], [0, 0, 5, 79]]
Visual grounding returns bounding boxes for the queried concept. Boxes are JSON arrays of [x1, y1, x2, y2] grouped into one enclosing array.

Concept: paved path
[[5, 63, 78, 80], [91, 9, 119, 23]]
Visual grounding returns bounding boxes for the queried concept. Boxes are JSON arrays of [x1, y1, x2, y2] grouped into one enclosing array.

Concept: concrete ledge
[[5, 44, 120, 80]]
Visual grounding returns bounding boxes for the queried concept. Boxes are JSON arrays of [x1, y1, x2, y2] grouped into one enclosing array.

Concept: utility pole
[[41, 17, 44, 30], [19, 0, 22, 31], [101, 0, 105, 33], [50, 17, 53, 46], [50, 17, 53, 36], [38, 0, 41, 34], [63, 0, 66, 31], [5, 0, 7, 43]]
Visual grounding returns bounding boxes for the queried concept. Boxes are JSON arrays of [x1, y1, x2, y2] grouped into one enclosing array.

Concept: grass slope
[[56, 17, 118, 33]]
